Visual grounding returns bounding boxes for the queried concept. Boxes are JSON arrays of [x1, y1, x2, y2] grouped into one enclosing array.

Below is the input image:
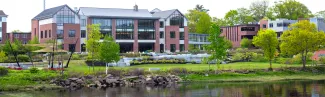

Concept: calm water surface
[[1, 80, 325, 97]]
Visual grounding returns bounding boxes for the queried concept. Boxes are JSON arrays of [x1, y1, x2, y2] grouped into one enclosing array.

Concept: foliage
[[189, 44, 200, 54], [224, 10, 239, 26], [236, 8, 254, 24], [315, 10, 325, 19], [319, 57, 325, 65], [17, 55, 30, 62], [28, 37, 40, 44], [249, 0, 269, 21], [120, 53, 140, 57], [212, 17, 227, 27], [224, 38, 233, 49], [0, 67, 8, 76], [280, 20, 325, 68], [169, 68, 188, 75], [194, 4, 209, 12], [271, 0, 312, 20], [72, 54, 81, 60], [99, 35, 120, 63], [186, 5, 210, 33], [232, 48, 258, 62], [240, 38, 252, 48], [292, 52, 314, 64], [29, 68, 39, 73], [86, 24, 102, 60], [253, 29, 279, 69], [107, 68, 123, 76], [0, 50, 8, 63], [196, 12, 211, 34], [205, 24, 228, 66]]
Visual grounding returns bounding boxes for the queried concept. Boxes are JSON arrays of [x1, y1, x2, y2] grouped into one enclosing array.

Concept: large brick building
[[32, 4, 188, 53], [0, 10, 8, 44], [220, 24, 260, 47]]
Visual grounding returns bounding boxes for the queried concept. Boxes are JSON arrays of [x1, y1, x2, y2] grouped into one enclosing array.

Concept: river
[[1, 80, 325, 97]]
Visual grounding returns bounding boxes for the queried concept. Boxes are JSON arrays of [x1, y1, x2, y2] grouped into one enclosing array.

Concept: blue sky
[[0, 0, 324, 32]]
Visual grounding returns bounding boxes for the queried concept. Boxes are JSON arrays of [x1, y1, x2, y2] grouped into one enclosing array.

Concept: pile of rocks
[[50, 74, 182, 90]]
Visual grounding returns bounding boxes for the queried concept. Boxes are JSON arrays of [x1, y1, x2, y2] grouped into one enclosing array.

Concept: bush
[[319, 57, 325, 65], [0, 67, 8, 76], [29, 68, 39, 73], [107, 68, 123, 76], [17, 55, 30, 62], [120, 53, 140, 57], [292, 52, 313, 64], [72, 54, 81, 60], [128, 68, 145, 76], [170, 68, 188, 75], [275, 57, 292, 64], [251, 54, 268, 62]]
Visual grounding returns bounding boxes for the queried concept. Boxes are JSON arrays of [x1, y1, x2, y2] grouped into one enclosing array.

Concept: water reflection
[[1, 80, 325, 97]]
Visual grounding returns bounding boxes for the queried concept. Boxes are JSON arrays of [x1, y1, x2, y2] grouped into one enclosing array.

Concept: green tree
[[186, 10, 211, 33], [280, 20, 325, 69], [253, 29, 279, 69], [196, 12, 211, 34], [205, 24, 228, 71], [237, 8, 254, 24], [271, 0, 312, 20], [99, 35, 120, 74], [0, 50, 7, 62], [250, 0, 269, 21], [224, 38, 233, 49], [28, 37, 40, 44], [240, 38, 252, 48], [195, 4, 209, 12], [315, 10, 325, 19], [86, 24, 102, 71], [212, 17, 227, 27], [224, 10, 239, 26]]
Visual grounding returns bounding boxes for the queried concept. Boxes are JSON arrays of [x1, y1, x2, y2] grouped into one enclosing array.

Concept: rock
[[106, 74, 113, 79], [95, 81, 102, 87], [65, 80, 71, 85], [88, 84, 96, 88], [139, 75, 146, 79], [69, 78, 79, 81], [76, 79, 84, 84], [106, 79, 119, 83]]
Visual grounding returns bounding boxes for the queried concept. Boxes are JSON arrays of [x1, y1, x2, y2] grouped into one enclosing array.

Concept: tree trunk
[[301, 52, 306, 69], [8, 42, 20, 67], [269, 59, 272, 70]]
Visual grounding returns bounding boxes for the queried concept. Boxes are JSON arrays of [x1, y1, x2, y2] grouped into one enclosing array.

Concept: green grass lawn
[[65, 60, 302, 72]]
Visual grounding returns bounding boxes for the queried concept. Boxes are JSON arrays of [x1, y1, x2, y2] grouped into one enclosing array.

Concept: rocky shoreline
[[50, 74, 182, 90]]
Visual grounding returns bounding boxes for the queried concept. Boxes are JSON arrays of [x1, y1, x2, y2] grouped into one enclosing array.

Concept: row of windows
[[269, 23, 291, 28], [169, 44, 185, 52], [56, 7, 76, 25], [189, 34, 208, 42], [56, 30, 75, 39], [40, 30, 52, 39], [14, 34, 28, 38], [241, 27, 255, 31], [92, 19, 112, 29]]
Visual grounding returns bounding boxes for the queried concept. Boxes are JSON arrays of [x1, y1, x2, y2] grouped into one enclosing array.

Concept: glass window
[[170, 31, 175, 38], [263, 24, 267, 28], [81, 30, 86, 38], [283, 23, 290, 27], [180, 32, 184, 40], [170, 11, 184, 28], [160, 21, 164, 28], [81, 44, 86, 52], [69, 30, 76, 37], [81, 19, 86, 27], [41, 31, 43, 38], [14, 34, 19, 38], [269, 23, 273, 28], [0, 17, 2, 22], [138, 20, 155, 40], [170, 44, 176, 52], [116, 19, 134, 39], [57, 30, 63, 39], [56, 6, 76, 25], [92, 18, 112, 30], [241, 27, 255, 31], [277, 23, 283, 27], [160, 31, 164, 38], [49, 30, 51, 38], [22, 34, 27, 38], [69, 44, 75, 52], [180, 44, 184, 52], [45, 30, 47, 38]]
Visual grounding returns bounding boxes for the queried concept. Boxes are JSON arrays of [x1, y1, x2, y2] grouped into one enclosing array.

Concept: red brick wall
[[63, 24, 81, 52], [7, 33, 31, 43], [1, 22, 6, 44], [259, 20, 268, 30], [154, 20, 160, 52], [221, 25, 260, 48], [184, 26, 189, 52], [112, 19, 116, 39], [133, 20, 139, 52], [312, 50, 325, 60], [31, 20, 39, 41], [165, 26, 180, 52], [39, 23, 56, 43]]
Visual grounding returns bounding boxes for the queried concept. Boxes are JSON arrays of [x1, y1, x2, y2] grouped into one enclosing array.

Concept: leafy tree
[[28, 37, 40, 44], [224, 38, 233, 49], [271, 0, 312, 20], [250, 0, 269, 21], [237, 8, 254, 24], [252, 29, 279, 69], [280, 20, 325, 69], [0, 50, 7, 63], [86, 24, 102, 71], [315, 10, 325, 19], [212, 17, 227, 27], [195, 4, 209, 12], [224, 10, 240, 26], [99, 35, 120, 74], [240, 38, 252, 48], [196, 12, 211, 34], [205, 24, 228, 70], [186, 10, 211, 33]]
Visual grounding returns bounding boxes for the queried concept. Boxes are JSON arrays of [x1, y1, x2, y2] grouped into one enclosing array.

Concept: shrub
[[107, 68, 123, 76], [275, 57, 292, 64], [319, 57, 325, 65], [17, 55, 30, 62], [29, 68, 39, 73], [72, 54, 81, 60], [121, 53, 140, 57], [251, 54, 268, 62], [292, 52, 313, 64], [170, 68, 188, 75], [0, 67, 8, 76], [0, 51, 8, 63]]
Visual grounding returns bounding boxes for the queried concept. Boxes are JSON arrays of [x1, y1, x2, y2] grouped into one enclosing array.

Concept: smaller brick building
[[6, 32, 31, 44], [220, 24, 260, 48]]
